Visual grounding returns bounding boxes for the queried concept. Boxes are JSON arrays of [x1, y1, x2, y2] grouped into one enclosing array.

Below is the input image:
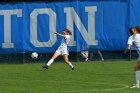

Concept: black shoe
[[72, 67, 74, 70], [42, 65, 48, 69]]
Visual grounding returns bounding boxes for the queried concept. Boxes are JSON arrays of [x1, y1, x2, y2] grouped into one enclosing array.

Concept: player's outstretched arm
[[54, 32, 66, 38]]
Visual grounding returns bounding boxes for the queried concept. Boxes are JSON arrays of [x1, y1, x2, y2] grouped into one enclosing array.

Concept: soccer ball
[[31, 52, 38, 59]]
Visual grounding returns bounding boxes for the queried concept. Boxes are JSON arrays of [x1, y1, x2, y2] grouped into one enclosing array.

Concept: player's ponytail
[[134, 26, 140, 33], [64, 29, 72, 35], [68, 30, 72, 35]]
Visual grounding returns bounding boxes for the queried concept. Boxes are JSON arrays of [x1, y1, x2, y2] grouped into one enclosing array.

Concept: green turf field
[[0, 61, 140, 93]]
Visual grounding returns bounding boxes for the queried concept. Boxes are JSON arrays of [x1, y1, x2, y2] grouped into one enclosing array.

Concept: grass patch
[[0, 60, 139, 93]]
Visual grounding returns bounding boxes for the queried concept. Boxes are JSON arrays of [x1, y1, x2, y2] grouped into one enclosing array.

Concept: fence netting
[[0, 50, 138, 64]]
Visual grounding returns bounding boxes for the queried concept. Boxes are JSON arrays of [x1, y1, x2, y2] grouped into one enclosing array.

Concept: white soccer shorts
[[56, 47, 69, 55]]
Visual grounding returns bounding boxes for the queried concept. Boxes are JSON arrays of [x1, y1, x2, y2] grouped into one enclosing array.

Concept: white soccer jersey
[[128, 34, 140, 54], [56, 35, 70, 55], [59, 35, 70, 48]]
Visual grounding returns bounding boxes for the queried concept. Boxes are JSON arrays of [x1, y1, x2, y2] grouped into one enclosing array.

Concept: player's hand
[[124, 49, 130, 54], [54, 32, 57, 34]]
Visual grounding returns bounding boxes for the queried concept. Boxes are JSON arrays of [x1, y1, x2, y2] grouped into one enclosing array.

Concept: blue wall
[[0, 0, 139, 53]]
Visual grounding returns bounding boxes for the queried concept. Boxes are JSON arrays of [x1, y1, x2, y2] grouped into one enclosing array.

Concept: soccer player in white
[[42, 29, 74, 70], [125, 26, 140, 88]]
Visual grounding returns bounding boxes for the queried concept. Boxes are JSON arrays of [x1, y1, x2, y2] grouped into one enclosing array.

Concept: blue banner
[[0, 1, 136, 53]]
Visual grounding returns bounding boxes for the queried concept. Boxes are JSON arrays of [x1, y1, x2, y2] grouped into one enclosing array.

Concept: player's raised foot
[[72, 67, 74, 70], [42, 65, 49, 69], [130, 84, 140, 88]]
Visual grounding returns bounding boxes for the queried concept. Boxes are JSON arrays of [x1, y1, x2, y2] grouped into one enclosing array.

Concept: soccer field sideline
[[0, 61, 140, 93]]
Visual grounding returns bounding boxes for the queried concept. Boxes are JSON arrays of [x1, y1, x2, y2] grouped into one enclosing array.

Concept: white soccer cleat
[[130, 84, 140, 88]]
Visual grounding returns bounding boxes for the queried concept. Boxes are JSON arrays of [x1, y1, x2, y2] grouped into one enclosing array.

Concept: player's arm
[[124, 44, 131, 54], [54, 32, 66, 38], [124, 36, 132, 54]]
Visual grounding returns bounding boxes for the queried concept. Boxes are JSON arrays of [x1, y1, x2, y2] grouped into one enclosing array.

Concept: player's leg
[[84, 51, 89, 61], [42, 51, 60, 69], [131, 56, 140, 88], [81, 51, 89, 61], [135, 60, 140, 87], [47, 52, 60, 66], [63, 54, 74, 70], [81, 51, 87, 58], [98, 51, 104, 61], [135, 60, 140, 71]]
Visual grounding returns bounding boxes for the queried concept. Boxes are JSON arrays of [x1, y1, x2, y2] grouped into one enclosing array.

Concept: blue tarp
[[0, 0, 139, 53]]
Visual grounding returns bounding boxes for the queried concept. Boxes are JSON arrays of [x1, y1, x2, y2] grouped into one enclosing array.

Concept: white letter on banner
[[0, 9, 22, 48], [64, 6, 98, 45], [30, 8, 56, 47]]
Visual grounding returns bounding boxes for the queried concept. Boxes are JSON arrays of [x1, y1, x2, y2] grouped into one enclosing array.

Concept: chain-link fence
[[0, 50, 137, 64]]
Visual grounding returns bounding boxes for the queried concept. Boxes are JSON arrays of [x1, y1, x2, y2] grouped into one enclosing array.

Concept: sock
[[68, 62, 74, 68], [136, 71, 140, 85], [46, 59, 54, 66]]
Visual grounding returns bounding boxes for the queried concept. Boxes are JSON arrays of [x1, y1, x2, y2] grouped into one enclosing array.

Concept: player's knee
[[135, 61, 140, 70], [135, 66, 140, 71]]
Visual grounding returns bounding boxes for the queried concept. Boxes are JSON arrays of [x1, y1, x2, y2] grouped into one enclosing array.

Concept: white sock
[[46, 59, 54, 66], [136, 71, 140, 85], [68, 62, 74, 68]]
